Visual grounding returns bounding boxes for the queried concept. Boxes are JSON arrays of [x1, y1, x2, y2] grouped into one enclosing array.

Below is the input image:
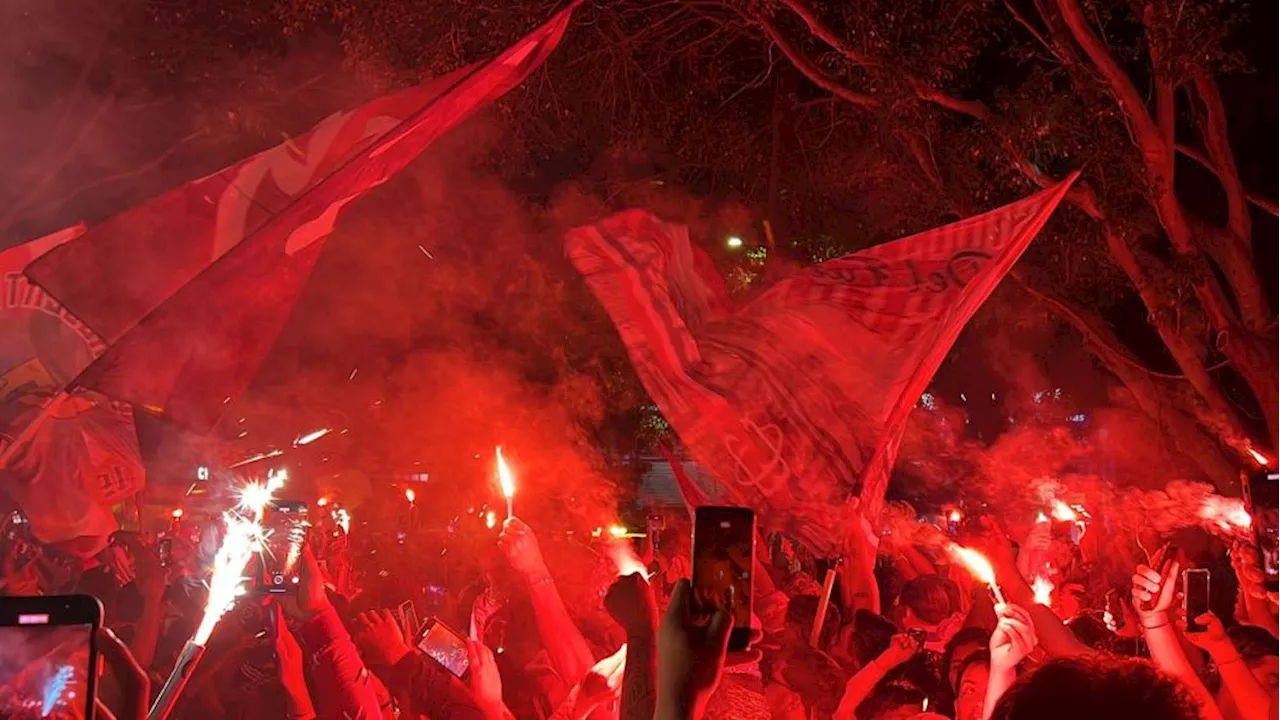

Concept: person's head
[[785, 594, 842, 648], [855, 683, 931, 720], [942, 627, 991, 692], [898, 575, 958, 628], [1053, 580, 1087, 619], [954, 650, 991, 720], [849, 609, 900, 668], [989, 655, 1199, 720], [1065, 612, 1116, 651], [1227, 624, 1279, 694]]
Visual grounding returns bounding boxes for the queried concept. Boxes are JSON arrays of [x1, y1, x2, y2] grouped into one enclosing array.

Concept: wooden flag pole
[[0, 390, 70, 470], [809, 566, 838, 647]]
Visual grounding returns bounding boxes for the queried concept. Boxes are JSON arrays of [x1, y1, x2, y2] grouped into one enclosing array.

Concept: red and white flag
[[25, 4, 578, 431], [0, 224, 143, 544], [567, 177, 1076, 553]]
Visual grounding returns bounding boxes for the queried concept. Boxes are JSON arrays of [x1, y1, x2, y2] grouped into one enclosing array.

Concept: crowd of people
[[0, 493, 1276, 720]]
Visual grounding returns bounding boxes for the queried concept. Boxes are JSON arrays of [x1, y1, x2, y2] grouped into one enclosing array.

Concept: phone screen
[[0, 596, 101, 719], [1184, 569, 1211, 632], [262, 501, 309, 593], [416, 619, 469, 677], [692, 506, 755, 651], [1244, 469, 1279, 591]]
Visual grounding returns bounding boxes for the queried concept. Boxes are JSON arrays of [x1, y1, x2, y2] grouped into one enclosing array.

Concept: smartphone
[[1243, 468, 1279, 592], [1183, 569, 1211, 632], [1104, 588, 1125, 631], [906, 628, 927, 649], [416, 617, 470, 678], [691, 505, 756, 652], [261, 500, 309, 593], [397, 600, 420, 644], [0, 595, 102, 719], [158, 538, 173, 569]]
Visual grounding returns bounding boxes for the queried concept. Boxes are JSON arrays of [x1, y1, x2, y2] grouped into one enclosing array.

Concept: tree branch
[[1190, 75, 1251, 243], [1015, 275, 1239, 487], [751, 14, 881, 109], [1176, 144, 1279, 216], [1055, 0, 1159, 142], [771, 0, 990, 120]]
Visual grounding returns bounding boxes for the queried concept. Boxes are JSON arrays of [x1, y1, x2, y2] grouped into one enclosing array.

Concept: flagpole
[[0, 390, 70, 470]]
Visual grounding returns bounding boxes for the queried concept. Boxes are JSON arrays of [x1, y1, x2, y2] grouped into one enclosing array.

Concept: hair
[[989, 655, 1200, 720], [1227, 624, 1279, 665], [850, 608, 900, 667], [1066, 612, 1117, 651], [899, 575, 958, 626], [942, 627, 992, 690], [787, 594, 843, 647], [855, 682, 930, 720], [957, 650, 992, 688]]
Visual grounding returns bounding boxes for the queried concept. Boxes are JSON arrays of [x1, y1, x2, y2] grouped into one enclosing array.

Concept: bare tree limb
[[773, 0, 876, 66], [1190, 75, 1252, 244], [1176, 143, 1279, 216], [751, 14, 881, 109], [1015, 275, 1239, 487]]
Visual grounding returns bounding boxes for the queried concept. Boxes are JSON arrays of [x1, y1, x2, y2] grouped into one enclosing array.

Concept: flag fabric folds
[[566, 177, 1076, 553], [25, 4, 578, 432], [0, 225, 143, 544]]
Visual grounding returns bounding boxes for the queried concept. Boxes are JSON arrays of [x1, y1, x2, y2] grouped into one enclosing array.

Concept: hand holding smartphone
[[691, 506, 756, 652], [260, 500, 310, 594], [0, 595, 102, 718], [415, 617, 470, 678]]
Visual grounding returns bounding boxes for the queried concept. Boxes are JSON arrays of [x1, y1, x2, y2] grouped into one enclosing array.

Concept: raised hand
[[605, 572, 658, 638], [657, 580, 732, 719], [351, 609, 412, 668], [1131, 548, 1179, 626], [876, 633, 920, 670], [990, 603, 1038, 672], [466, 638, 507, 714], [498, 517, 550, 581]]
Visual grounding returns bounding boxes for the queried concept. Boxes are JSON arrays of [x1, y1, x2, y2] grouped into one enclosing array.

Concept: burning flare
[[496, 446, 516, 518], [1247, 447, 1270, 466], [405, 488, 416, 504], [1199, 496, 1252, 533], [1050, 500, 1077, 522], [604, 540, 650, 579], [1032, 575, 1055, 606], [950, 545, 1006, 605]]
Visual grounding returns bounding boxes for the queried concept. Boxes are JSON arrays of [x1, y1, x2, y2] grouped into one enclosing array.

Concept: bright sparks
[[316, 497, 329, 508], [608, 524, 628, 538], [194, 513, 263, 645], [229, 449, 284, 469], [1032, 576, 1055, 606], [293, 428, 331, 446], [485, 511, 497, 529], [334, 508, 351, 534], [726, 235, 744, 248], [171, 508, 184, 519], [238, 481, 274, 520], [405, 488, 416, 504], [948, 510, 962, 523], [1050, 501, 1077, 522], [1247, 447, 1270, 466]]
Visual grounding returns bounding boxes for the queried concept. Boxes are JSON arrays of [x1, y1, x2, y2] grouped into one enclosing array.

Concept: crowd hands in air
[[1, 507, 1277, 720]]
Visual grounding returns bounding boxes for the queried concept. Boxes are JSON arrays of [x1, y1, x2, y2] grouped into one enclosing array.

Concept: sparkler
[[485, 510, 497, 529], [950, 545, 1006, 605], [405, 488, 416, 505], [150, 511, 265, 720], [293, 428, 331, 446], [229, 449, 284, 469], [496, 446, 516, 519], [41, 664, 73, 716]]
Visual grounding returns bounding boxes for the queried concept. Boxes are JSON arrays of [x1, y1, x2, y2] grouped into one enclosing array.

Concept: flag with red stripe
[[566, 177, 1075, 552], [26, 4, 578, 431]]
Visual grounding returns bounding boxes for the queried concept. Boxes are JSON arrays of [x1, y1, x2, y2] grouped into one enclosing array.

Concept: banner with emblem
[[566, 177, 1075, 553], [0, 225, 143, 544], [25, 3, 578, 432]]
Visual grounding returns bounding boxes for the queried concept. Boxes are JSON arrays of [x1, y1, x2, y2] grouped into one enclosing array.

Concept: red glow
[[1247, 447, 1269, 466], [171, 508, 184, 519]]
